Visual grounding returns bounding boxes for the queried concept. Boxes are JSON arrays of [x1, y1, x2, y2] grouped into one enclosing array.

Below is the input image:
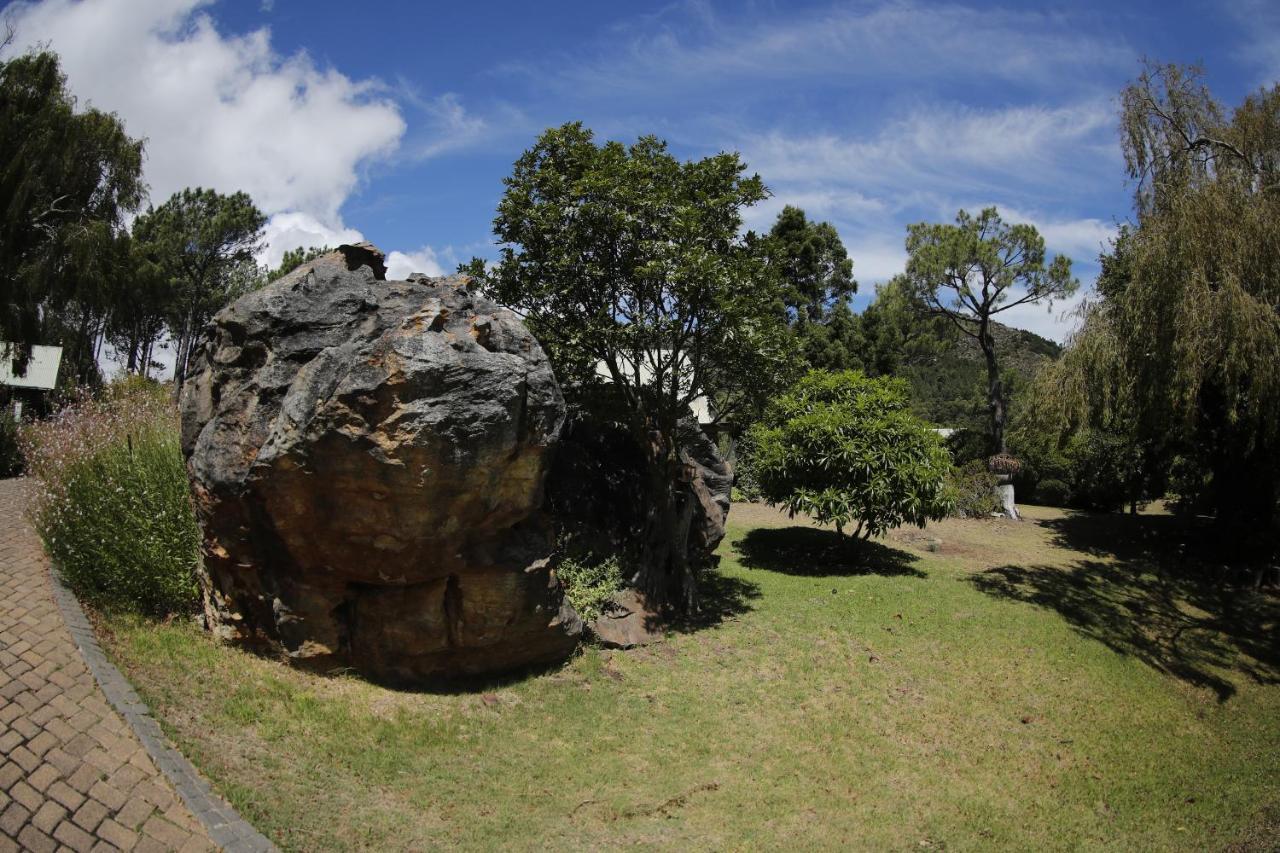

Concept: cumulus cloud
[[4, 0, 405, 261], [385, 247, 449, 280]]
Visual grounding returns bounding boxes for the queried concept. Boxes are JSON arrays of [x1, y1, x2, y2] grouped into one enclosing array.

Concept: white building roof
[[1, 343, 63, 390], [593, 352, 714, 425]]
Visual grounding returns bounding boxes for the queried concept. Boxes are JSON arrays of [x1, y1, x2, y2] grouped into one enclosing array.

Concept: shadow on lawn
[[973, 512, 1280, 702], [733, 526, 925, 578]]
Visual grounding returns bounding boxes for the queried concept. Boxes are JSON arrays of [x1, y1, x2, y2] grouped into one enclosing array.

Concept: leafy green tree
[[1042, 64, 1280, 557], [468, 122, 796, 607], [748, 370, 952, 542], [756, 205, 863, 373], [901, 208, 1076, 453], [0, 49, 144, 358], [267, 245, 331, 282], [132, 188, 265, 391], [763, 205, 856, 321]]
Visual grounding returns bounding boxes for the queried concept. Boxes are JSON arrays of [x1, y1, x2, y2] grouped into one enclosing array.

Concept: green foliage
[[902, 207, 1077, 452], [469, 122, 798, 604], [471, 122, 796, 428], [761, 205, 856, 322], [21, 379, 200, 616], [133, 187, 266, 388], [944, 460, 1002, 518], [0, 49, 146, 384], [267, 245, 331, 282], [554, 548, 624, 623], [944, 428, 991, 466], [0, 409, 22, 477], [1038, 63, 1280, 555], [1062, 429, 1145, 512], [748, 370, 953, 539], [1034, 478, 1071, 507]]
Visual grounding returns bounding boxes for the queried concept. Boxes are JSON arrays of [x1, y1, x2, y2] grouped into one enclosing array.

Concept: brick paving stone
[[0, 481, 217, 852]]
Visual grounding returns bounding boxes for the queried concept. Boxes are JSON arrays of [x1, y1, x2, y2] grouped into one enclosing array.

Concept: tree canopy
[[749, 370, 952, 540], [1034, 63, 1280, 558], [132, 187, 265, 391], [470, 121, 795, 606], [901, 207, 1076, 454], [0, 49, 144, 361]]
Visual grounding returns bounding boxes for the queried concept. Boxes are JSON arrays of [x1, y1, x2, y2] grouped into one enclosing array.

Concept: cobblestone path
[[0, 479, 216, 852]]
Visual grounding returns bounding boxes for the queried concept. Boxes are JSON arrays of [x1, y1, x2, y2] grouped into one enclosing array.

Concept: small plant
[[0, 409, 22, 477], [21, 378, 200, 616], [554, 545, 625, 623], [945, 460, 1003, 518]]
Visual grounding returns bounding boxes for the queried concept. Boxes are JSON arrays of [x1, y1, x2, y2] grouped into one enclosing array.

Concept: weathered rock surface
[[589, 588, 664, 649], [181, 243, 581, 682]]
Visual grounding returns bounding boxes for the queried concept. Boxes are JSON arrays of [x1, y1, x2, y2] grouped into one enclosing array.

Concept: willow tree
[[1041, 64, 1280, 558], [901, 207, 1076, 454], [470, 122, 795, 609], [0, 49, 144, 362]]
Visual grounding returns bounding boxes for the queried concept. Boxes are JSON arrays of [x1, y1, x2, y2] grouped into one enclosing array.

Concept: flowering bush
[[21, 378, 200, 615]]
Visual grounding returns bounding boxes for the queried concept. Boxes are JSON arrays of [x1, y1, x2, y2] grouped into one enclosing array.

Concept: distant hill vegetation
[[897, 319, 1062, 432]]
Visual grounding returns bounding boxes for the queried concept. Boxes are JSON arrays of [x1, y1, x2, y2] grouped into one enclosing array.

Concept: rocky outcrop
[[180, 244, 581, 683]]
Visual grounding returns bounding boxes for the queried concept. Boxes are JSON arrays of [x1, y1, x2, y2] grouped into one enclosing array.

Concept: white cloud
[[5, 0, 404, 233], [742, 100, 1116, 199], [259, 212, 363, 270], [537, 1, 1131, 96], [398, 88, 490, 160], [385, 247, 449, 280]]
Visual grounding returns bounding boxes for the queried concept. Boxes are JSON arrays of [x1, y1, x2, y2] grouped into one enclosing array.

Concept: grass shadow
[[734, 526, 925, 578], [972, 543, 1280, 702], [666, 561, 762, 634]]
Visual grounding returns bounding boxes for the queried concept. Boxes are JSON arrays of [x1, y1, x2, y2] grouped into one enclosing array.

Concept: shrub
[[944, 428, 990, 466], [748, 370, 953, 540], [944, 460, 1003, 517], [554, 547, 625, 623], [1062, 429, 1142, 511], [21, 379, 200, 616], [0, 409, 22, 477], [1034, 478, 1071, 507]]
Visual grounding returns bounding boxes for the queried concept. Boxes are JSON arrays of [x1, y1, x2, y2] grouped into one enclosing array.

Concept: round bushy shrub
[[1033, 478, 1071, 507], [21, 379, 200, 616], [749, 370, 953, 540], [944, 459, 1003, 517]]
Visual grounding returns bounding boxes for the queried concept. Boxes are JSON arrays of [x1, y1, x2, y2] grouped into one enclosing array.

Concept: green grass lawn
[[100, 504, 1280, 851]]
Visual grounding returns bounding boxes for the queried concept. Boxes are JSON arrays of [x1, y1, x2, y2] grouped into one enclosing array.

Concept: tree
[[763, 205, 856, 321], [756, 206, 863, 373], [901, 207, 1076, 454], [469, 122, 796, 608], [0, 49, 144, 359], [267, 245, 331, 282], [748, 370, 952, 541], [132, 188, 265, 391], [1041, 63, 1280, 560]]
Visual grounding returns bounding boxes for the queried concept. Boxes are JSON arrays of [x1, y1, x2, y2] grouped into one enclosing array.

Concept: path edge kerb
[[45, 569, 277, 853]]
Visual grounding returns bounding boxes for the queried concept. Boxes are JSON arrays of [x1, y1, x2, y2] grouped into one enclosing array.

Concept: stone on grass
[[181, 243, 581, 682]]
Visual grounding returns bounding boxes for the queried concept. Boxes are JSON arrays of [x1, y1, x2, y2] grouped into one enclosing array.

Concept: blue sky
[[6, 0, 1279, 341]]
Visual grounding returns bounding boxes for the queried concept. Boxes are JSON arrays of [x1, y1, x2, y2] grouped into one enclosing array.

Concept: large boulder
[[180, 244, 581, 683]]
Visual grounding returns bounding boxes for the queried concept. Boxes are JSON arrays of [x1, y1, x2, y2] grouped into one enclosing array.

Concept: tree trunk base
[[997, 483, 1019, 520]]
